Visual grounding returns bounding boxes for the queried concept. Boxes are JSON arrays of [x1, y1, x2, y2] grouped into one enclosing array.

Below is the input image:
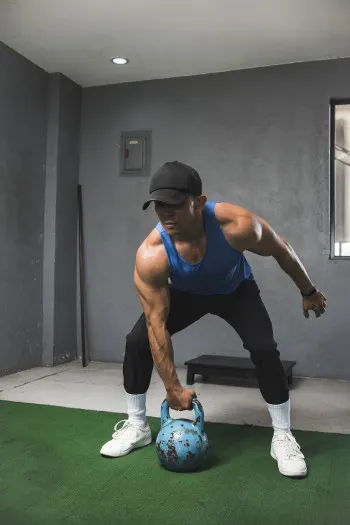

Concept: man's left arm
[[224, 209, 326, 319]]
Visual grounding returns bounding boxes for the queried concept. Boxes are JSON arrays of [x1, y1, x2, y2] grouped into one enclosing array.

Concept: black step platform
[[184, 355, 296, 387]]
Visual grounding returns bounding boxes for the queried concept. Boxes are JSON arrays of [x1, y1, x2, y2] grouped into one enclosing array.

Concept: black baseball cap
[[142, 161, 202, 210]]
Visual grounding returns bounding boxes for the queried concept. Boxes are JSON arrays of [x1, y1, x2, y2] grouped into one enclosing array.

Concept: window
[[330, 100, 350, 259]]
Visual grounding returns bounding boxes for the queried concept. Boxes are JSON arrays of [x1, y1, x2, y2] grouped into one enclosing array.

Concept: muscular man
[[100, 161, 326, 477]]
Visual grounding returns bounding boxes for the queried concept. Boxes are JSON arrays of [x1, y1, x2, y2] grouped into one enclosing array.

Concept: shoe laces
[[112, 420, 136, 440], [274, 432, 305, 460]]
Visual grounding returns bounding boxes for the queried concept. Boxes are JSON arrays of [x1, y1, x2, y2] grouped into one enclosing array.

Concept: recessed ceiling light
[[111, 57, 129, 65]]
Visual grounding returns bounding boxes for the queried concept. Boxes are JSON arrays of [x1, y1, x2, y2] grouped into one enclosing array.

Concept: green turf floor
[[0, 400, 349, 525]]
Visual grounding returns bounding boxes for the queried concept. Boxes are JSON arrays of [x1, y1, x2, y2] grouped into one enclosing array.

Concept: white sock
[[125, 392, 147, 428], [267, 398, 291, 434]]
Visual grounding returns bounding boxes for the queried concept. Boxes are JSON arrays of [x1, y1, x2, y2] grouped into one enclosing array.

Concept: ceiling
[[1, 0, 350, 87]]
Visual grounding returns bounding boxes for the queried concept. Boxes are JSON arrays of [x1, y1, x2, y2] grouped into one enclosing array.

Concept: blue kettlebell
[[156, 397, 209, 473]]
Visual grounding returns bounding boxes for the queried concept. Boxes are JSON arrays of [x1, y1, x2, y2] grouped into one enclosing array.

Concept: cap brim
[[142, 189, 188, 210]]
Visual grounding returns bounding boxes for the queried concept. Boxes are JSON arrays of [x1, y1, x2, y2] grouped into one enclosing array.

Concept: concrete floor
[[1, 360, 350, 435]]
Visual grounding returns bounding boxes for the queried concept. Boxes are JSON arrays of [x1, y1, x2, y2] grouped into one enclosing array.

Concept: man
[[100, 161, 326, 478]]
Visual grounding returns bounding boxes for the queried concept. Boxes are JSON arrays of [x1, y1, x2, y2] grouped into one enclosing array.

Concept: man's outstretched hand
[[303, 290, 327, 318]]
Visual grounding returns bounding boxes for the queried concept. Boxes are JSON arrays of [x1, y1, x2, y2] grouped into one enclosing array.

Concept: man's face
[[154, 196, 206, 235]]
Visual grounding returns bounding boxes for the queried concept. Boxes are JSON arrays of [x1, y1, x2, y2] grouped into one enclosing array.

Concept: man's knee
[[248, 346, 281, 366], [125, 330, 149, 352], [124, 326, 151, 370], [125, 315, 150, 354]]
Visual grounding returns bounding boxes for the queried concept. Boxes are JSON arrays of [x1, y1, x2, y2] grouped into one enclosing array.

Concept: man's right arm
[[134, 243, 195, 410]]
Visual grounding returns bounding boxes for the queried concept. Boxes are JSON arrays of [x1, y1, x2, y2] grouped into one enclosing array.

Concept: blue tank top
[[155, 201, 253, 295]]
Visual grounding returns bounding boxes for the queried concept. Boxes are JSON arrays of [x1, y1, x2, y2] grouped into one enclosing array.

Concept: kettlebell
[[156, 397, 209, 472]]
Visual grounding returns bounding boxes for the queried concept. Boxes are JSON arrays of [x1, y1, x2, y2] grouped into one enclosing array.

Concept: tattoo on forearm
[[148, 326, 177, 385]]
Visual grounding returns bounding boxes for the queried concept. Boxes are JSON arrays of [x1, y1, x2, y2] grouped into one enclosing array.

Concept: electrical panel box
[[119, 130, 151, 177]]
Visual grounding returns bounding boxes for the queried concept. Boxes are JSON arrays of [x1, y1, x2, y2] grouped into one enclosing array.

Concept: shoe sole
[[271, 450, 307, 478], [101, 435, 153, 458]]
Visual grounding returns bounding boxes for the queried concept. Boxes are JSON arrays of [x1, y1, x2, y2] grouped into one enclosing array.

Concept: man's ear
[[197, 195, 207, 211]]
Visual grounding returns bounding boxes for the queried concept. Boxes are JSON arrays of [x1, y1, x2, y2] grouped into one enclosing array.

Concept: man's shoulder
[[213, 202, 260, 250], [138, 227, 164, 254], [214, 202, 254, 227], [135, 229, 169, 283]]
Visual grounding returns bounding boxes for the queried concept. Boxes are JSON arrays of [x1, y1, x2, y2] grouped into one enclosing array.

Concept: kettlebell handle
[[192, 397, 205, 434], [160, 397, 205, 435], [160, 398, 173, 427]]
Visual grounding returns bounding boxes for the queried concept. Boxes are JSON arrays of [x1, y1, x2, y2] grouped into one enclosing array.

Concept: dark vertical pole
[[78, 184, 87, 367]]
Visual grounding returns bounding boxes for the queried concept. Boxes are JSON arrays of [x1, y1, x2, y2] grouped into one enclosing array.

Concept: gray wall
[[0, 42, 81, 375], [79, 58, 350, 380], [0, 42, 47, 375]]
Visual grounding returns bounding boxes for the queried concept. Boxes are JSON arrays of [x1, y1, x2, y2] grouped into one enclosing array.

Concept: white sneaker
[[100, 420, 152, 457], [271, 432, 307, 477]]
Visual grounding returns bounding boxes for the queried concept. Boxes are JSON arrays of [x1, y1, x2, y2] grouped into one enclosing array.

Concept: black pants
[[123, 279, 289, 405]]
